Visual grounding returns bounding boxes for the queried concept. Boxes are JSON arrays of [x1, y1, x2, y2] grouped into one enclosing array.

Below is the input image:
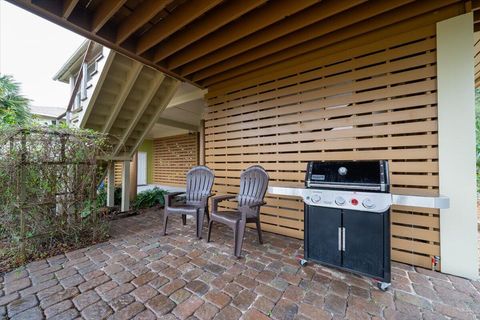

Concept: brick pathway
[[1, 209, 479, 320]]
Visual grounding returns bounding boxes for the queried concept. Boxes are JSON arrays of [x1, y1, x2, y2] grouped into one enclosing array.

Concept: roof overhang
[[9, 0, 468, 89]]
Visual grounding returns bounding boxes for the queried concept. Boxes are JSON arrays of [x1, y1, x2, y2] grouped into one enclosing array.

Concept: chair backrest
[[237, 165, 269, 215], [185, 166, 215, 204]]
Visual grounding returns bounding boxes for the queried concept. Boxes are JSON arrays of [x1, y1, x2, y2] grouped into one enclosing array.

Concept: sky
[[0, 1, 85, 107]]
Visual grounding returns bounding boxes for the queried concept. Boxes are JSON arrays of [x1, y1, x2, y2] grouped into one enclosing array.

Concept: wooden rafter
[[204, 1, 463, 89], [62, 0, 79, 19], [116, 0, 171, 44], [128, 79, 180, 157], [7, 0, 467, 89], [153, 0, 267, 63], [113, 73, 165, 155], [179, 0, 368, 77], [193, 0, 415, 82], [92, 0, 127, 33], [136, 0, 223, 55], [156, 117, 199, 131], [165, 0, 320, 70], [102, 62, 143, 133], [166, 88, 207, 109]]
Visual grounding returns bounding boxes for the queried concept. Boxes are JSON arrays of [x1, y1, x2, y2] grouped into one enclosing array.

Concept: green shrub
[[132, 187, 167, 210], [96, 185, 122, 207], [0, 125, 110, 271]]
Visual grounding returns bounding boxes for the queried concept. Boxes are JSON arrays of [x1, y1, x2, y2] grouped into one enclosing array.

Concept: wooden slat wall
[[153, 134, 199, 186], [203, 11, 458, 269], [114, 162, 123, 186]]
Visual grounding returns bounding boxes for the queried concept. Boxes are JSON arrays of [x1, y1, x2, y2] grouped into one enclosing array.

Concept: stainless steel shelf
[[267, 186, 450, 209]]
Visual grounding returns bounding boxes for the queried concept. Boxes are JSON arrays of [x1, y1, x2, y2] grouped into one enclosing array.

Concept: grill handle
[[306, 182, 384, 191], [338, 227, 342, 251]]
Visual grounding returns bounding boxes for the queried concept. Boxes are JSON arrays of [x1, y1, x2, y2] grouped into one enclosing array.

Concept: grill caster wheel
[[377, 282, 391, 291], [295, 256, 308, 267]]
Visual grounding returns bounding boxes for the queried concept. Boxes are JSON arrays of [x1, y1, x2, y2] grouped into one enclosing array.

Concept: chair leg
[[205, 207, 210, 223], [163, 211, 168, 236], [234, 220, 246, 258], [256, 218, 263, 245], [182, 214, 187, 225], [196, 210, 204, 239], [207, 220, 213, 242]]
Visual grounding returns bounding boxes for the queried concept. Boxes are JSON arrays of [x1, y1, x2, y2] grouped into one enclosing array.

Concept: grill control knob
[[335, 196, 346, 206], [362, 198, 375, 209], [311, 194, 321, 203]]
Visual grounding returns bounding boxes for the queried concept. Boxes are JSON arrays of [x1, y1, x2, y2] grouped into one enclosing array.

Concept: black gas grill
[[303, 160, 391, 290]]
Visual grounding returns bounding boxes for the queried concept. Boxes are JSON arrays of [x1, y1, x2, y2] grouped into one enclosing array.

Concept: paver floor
[[1, 209, 479, 320]]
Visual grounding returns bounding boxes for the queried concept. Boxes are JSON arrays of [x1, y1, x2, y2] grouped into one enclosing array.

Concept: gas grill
[[304, 160, 391, 291], [268, 160, 450, 291]]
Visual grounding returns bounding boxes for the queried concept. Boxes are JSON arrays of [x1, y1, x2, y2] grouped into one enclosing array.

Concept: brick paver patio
[[1, 209, 479, 320]]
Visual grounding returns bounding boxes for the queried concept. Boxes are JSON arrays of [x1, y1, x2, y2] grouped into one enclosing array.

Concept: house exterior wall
[[203, 5, 465, 269], [138, 140, 154, 184], [152, 133, 199, 186]]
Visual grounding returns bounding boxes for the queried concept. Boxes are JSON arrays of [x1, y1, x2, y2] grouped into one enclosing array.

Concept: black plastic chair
[[163, 166, 214, 239], [207, 165, 269, 257]]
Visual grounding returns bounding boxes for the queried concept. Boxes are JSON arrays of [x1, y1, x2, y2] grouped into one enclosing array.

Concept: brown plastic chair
[[207, 165, 269, 257], [163, 166, 214, 239]]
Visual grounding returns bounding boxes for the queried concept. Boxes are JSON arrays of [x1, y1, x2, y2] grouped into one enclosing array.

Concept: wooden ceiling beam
[[103, 62, 143, 133], [156, 117, 199, 132], [194, 0, 416, 83], [92, 0, 127, 33], [153, 0, 267, 63], [129, 78, 180, 157], [203, 0, 462, 87], [116, 0, 171, 44], [113, 73, 165, 155], [179, 0, 367, 77], [136, 0, 223, 55], [62, 0, 79, 19], [166, 0, 320, 70]]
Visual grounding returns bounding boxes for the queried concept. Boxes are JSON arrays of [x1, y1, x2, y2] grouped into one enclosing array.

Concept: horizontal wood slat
[[153, 134, 199, 186], [204, 14, 446, 269]]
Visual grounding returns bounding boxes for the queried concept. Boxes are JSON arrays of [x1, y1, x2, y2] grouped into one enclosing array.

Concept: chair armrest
[[211, 194, 236, 212], [239, 201, 266, 210], [164, 192, 185, 207], [197, 193, 215, 207]]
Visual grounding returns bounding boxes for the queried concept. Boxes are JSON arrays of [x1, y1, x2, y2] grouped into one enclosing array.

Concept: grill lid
[[305, 160, 389, 192]]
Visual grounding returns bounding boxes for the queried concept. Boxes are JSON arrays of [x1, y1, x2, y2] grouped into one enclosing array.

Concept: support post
[[81, 62, 88, 101], [199, 120, 205, 166], [437, 12, 479, 279], [121, 160, 130, 212], [107, 162, 115, 207], [129, 152, 138, 201]]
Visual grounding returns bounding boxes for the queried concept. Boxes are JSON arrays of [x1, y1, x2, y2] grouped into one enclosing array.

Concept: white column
[[437, 12, 479, 279], [106, 163, 115, 207], [81, 62, 88, 101], [121, 160, 130, 212]]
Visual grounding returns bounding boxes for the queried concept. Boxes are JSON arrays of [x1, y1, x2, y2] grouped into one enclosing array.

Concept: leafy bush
[[0, 125, 110, 271], [96, 185, 122, 207], [132, 187, 167, 210]]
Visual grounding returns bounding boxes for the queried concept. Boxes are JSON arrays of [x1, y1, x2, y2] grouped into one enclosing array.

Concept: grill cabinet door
[[342, 209, 385, 278], [305, 206, 342, 267]]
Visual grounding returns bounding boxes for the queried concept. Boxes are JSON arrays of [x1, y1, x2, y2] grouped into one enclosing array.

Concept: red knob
[[351, 198, 358, 206]]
